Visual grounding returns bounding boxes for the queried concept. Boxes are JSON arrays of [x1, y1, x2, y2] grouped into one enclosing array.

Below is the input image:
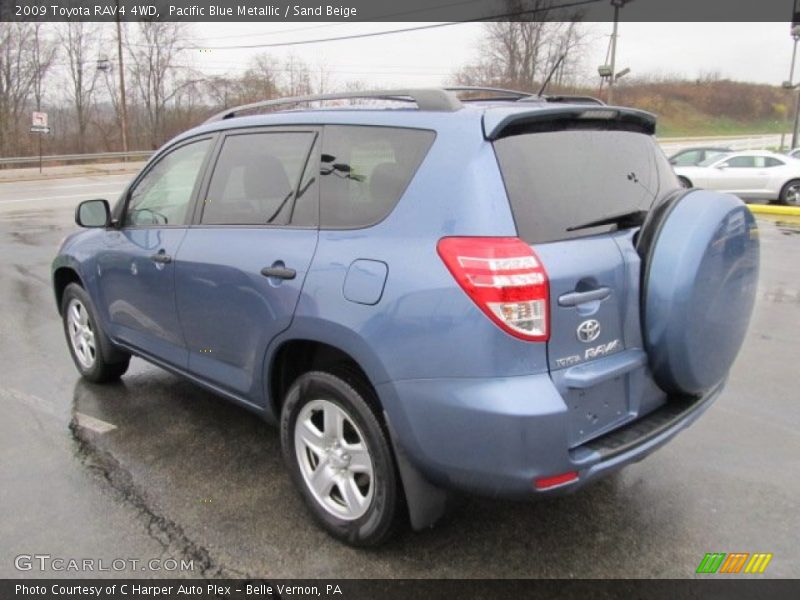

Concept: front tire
[[280, 370, 402, 546], [779, 179, 800, 206], [61, 283, 130, 383]]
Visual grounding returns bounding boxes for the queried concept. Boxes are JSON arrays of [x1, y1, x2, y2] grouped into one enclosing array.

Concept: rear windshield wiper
[[566, 209, 648, 232]]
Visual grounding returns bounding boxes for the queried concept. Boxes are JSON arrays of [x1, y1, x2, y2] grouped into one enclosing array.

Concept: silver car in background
[[674, 150, 800, 205]]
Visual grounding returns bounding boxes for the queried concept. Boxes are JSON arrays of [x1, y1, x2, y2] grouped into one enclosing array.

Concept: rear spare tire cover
[[642, 190, 759, 395]]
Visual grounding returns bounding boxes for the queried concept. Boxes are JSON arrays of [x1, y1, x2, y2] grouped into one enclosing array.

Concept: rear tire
[[61, 283, 130, 383], [778, 179, 800, 206], [280, 370, 402, 546]]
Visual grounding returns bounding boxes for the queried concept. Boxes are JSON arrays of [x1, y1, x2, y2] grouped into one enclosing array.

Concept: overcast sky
[[183, 22, 796, 89]]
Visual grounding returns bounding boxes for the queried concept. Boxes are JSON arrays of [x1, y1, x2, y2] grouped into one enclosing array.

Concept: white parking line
[[73, 412, 118, 434], [0, 387, 58, 418]]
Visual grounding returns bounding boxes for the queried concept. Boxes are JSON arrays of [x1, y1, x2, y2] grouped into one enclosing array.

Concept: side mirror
[[75, 199, 111, 228], [669, 159, 677, 165]]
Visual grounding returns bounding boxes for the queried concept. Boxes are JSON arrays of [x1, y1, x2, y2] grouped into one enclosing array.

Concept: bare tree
[[61, 22, 101, 153], [237, 53, 282, 104], [281, 53, 312, 97], [0, 23, 38, 156], [313, 59, 333, 95], [31, 23, 57, 111], [202, 75, 238, 110], [452, 0, 586, 92], [125, 22, 197, 148]]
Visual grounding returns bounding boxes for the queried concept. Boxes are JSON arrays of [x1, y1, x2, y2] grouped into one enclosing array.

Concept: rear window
[[320, 125, 435, 229], [494, 129, 678, 244]]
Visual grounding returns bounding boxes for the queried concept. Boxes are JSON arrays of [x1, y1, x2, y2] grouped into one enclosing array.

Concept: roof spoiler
[[484, 106, 657, 140]]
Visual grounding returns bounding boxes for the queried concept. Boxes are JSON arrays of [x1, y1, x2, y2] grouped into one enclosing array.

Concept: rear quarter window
[[494, 129, 678, 244], [320, 125, 435, 229]]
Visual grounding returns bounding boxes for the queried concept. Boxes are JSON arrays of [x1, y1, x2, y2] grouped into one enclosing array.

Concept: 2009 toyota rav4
[[52, 88, 759, 546]]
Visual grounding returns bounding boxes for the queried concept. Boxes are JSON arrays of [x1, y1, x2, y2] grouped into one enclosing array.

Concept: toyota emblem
[[577, 319, 601, 343]]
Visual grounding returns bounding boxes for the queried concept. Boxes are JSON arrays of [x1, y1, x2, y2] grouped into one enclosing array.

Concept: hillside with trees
[[0, 18, 792, 161]]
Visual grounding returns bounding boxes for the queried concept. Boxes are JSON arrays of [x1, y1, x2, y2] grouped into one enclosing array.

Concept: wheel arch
[[266, 328, 450, 531], [269, 339, 377, 418], [52, 260, 85, 315], [779, 177, 800, 204], [677, 175, 692, 188]]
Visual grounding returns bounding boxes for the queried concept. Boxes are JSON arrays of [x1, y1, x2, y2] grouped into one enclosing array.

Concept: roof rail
[[444, 86, 535, 100], [204, 88, 463, 123]]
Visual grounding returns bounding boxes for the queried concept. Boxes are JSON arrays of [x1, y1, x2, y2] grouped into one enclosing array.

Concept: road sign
[[30, 125, 51, 134], [32, 111, 48, 128]]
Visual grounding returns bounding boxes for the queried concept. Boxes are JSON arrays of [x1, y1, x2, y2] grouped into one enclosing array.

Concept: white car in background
[[673, 150, 800, 205]]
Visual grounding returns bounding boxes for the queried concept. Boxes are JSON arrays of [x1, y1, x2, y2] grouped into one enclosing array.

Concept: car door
[[712, 155, 758, 194], [174, 128, 320, 402], [95, 136, 214, 367]]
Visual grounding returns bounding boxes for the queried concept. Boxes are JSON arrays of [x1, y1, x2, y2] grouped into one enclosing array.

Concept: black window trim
[[117, 133, 218, 230], [189, 125, 322, 230], [318, 123, 437, 231]]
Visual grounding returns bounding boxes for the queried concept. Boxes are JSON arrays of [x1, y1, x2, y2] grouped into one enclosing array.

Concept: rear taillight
[[437, 237, 549, 342]]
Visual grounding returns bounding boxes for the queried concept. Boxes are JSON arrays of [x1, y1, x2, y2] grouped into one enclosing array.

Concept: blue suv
[[53, 88, 759, 546]]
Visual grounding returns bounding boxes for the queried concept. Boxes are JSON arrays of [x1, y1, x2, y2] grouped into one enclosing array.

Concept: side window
[[290, 136, 320, 227], [126, 138, 211, 227], [320, 126, 435, 229], [724, 156, 756, 168], [201, 132, 315, 226], [764, 157, 784, 167]]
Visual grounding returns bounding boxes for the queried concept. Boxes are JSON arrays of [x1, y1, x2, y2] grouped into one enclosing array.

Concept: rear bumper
[[377, 374, 723, 499]]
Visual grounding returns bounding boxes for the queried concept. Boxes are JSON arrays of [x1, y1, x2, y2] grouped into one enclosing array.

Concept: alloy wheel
[[66, 298, 96, 369], [294, 398, 375, 520], [784, 183, 800, 206]]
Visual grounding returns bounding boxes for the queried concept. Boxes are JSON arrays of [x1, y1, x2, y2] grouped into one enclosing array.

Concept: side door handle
[[558, 286, 610, 307], [260, 265, 296, 280], [150, 250, 172, 264]]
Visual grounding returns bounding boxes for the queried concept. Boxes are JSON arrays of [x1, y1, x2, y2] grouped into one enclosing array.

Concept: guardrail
[[0, 150, 153, 167]]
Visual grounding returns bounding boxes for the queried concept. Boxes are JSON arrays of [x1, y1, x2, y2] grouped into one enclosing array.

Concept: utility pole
[[782, 33, 799, 150], [607, 2, 621, 105], [116, 0, 129, 156], [601, 0, 631, 105]]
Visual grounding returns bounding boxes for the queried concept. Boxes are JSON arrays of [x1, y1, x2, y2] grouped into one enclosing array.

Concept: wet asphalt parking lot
[[0, 173, 798, 579]]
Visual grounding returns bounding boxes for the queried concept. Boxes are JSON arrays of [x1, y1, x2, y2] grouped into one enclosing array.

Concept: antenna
[[537, 54, 566, 96]]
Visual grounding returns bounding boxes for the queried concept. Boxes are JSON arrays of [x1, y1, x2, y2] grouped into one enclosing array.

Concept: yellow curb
[[747, 204, 800, 216]]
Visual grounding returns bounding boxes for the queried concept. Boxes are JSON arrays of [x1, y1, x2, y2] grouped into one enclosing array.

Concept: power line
[[197, 0, 490, 41], [198, 0, 604, 51]]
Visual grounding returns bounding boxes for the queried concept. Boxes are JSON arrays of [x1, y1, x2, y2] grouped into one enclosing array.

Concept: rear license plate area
[[563, 376, 631, 448]]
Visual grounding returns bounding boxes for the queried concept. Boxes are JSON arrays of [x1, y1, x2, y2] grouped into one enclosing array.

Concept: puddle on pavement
[[776, 220, 800, 235]]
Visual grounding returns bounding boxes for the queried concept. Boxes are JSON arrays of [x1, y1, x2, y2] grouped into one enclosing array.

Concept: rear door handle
[[558, 286, 610, 307], [260, 266, 296, 280], [150, 251, 172, 264]]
